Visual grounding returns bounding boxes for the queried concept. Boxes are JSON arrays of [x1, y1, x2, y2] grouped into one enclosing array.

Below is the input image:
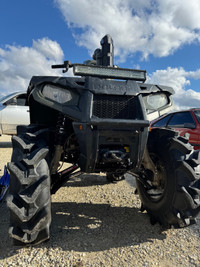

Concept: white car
[[0, 92, 30, 135]]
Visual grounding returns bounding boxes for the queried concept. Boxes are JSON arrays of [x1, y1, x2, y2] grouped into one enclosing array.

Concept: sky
[[1, 0, 200, 110]]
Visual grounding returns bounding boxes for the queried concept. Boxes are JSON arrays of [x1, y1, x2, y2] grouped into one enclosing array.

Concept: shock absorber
[[56, 113, 68, 144], [50, 113, 68, 174]]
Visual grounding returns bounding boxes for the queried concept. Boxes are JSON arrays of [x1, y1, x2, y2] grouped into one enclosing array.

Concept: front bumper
[[73, 119, 149, 173]]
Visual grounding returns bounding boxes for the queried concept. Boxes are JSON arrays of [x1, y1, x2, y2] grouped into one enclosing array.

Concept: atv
[[7, 35, 200, 245]]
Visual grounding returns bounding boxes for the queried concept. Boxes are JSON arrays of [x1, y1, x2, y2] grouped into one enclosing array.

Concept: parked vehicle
[[0, 92, 30, 135], [7, 35, 200, 245], [150, 108, 200, 149]]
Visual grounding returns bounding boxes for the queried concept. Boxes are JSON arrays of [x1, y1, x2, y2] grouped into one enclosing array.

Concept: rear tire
[[137, 128, 200, 228], [7, 125, 52, 245]]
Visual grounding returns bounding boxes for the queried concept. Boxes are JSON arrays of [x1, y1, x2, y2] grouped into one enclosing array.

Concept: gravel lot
[[0, 135, 200, 266]]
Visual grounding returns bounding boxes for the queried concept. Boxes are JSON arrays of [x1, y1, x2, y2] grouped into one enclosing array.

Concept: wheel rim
[[144, 154, 167, 202]]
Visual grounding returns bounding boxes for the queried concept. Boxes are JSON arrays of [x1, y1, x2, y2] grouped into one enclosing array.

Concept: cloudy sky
[[1, 0, 200, 109]]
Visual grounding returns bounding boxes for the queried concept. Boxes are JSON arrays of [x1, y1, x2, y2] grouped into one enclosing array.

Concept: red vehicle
[[150, 108, 200, 150]]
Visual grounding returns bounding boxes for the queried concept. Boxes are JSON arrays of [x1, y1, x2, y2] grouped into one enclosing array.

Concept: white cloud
[[147, 67, 200, 109], [55, 0, 200, 60], [32, 39, 64, 61], [0, 38, 64, 96]]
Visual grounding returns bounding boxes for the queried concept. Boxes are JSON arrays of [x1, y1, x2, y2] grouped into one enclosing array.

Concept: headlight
[[73, 64, 146, 82], [42, 84, 72, 104], [146, 93, 168, 109]]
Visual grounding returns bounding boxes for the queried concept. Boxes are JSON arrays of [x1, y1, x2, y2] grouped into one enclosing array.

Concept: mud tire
[[7, 125, 51, 245], [137, 128, 200, 228]]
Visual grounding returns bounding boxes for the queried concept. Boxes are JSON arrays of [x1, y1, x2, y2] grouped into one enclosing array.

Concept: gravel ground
[[0, 135, 200, 266]]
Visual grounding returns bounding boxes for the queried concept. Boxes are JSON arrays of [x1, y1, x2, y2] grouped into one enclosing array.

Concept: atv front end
[[28, 75, 149, 175]]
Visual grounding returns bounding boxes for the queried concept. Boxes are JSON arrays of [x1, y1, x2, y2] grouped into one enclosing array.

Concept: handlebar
[[51, 64, 65, 69], [51, 61, 72, 73]]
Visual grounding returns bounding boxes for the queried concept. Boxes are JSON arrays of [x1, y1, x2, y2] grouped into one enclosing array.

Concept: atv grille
[[92, 94, 138, 120]]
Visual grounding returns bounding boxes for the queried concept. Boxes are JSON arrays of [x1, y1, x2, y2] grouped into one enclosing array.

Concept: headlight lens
[[147, 93, 168, 109], [42, 84, 72, 104]]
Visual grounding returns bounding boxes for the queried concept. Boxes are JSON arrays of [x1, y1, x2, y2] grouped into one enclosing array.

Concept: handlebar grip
[[51, 64, 65, 69]]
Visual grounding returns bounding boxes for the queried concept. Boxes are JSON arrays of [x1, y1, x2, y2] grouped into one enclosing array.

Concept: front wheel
[[7, 125, 52, 244], [137, 128, 200, 228]]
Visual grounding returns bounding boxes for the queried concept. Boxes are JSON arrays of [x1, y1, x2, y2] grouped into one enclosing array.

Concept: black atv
[[7, 35, 200, 245]]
